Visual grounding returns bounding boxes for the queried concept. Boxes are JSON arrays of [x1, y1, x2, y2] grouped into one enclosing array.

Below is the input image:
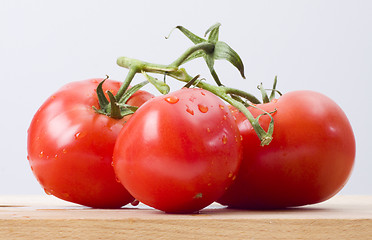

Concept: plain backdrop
[[1, 0, 371, 195]]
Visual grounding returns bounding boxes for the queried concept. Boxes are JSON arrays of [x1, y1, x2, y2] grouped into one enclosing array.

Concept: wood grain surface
[[1, 195, 371, 239]]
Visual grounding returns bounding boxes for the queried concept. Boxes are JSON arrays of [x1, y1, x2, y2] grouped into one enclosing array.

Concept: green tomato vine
[[95, 23, 276, 146]]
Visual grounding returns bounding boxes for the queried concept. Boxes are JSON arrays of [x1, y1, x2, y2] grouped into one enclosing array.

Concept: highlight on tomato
[[27, 78, 154, 208], [113, 88, 242, 213], [218, 90, 356, 209]]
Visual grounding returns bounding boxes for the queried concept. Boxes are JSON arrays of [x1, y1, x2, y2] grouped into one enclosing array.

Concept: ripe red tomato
[[27, 78, 154, 208], [218, 90, 355, 209], [113, 88, 242, 213]]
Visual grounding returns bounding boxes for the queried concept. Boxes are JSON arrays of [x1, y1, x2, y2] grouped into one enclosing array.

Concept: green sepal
[[172, 23, 246, 85], [94, 79, 148, 119], [96, 79, 109, 109], [258, 83, 270, 103], [205, 22, 221, 43], [106, 91, 122, 119], [213, 41, 246, 79], [204, 54, 222, 86], [118, 80, 149, 105], [269, 76, 282, 100], [142, 71, 170, 95], [173, 25, 205, 44], [270, 76, 278, 100]]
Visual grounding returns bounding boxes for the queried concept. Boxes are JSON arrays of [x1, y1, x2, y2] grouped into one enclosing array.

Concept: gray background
[[1, 0, 371, 195]]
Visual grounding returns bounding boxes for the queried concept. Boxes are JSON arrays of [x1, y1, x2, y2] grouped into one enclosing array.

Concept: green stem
[[169, 42, 215, 67], [223, 87, 262, 104], [115, 67, 137, 100], [117, 57, 177, 74], [115, 50, 274, 145]]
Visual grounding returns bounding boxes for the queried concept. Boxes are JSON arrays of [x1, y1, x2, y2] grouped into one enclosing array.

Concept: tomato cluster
[[27, 24, 355, 213]]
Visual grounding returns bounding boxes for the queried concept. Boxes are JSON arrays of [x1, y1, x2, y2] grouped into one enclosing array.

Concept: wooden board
[[1, 195, 371, 239]]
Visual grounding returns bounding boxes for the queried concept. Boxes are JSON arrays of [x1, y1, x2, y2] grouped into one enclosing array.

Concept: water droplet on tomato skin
[[206, 128, 211, 133], [222, 135, 228, 144], [39, 151, 44, 158], [74, 132, 87, 140], [198, 104, 208, 113], [44, 188, 53, 195], [165, 96, 179, 104], [186, 106, 194, 115], [131, 199, 140, 206], [219, 105, 225, 110], [115, 176, 121, 183]]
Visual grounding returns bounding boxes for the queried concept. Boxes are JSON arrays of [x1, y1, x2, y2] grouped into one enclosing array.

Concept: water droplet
[[111, 161, 114, 167], [228, 172, 233, 178], [232, 175, 237, 181], [62, 149, 67, 154], [165, 96, 179, 104], [186, 106, 194, 115], [222, 135, 228, 144], [219, 105, 225, 110], [206, 128, 211, 133], [223, 115, 227, 120], [44, 188, 52, 195], [115, 176, 121, 183], [75, 132, 87, 140], [240, 135, 244, 141], [198, 104, 208, 113], [131, 199, 140, 206], [39, 151, 44, 158]]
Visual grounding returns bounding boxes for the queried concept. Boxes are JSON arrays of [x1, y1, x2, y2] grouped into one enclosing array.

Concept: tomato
[[27, 78, 154, 208], [113, 88, 242, 213], [218, 90, 355, 209]]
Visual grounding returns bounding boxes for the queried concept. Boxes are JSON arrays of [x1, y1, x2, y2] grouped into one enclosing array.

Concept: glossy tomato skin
[[27, 79, 154, 208], [218, 90, 355, 209], [113, 88, 242, 213]]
